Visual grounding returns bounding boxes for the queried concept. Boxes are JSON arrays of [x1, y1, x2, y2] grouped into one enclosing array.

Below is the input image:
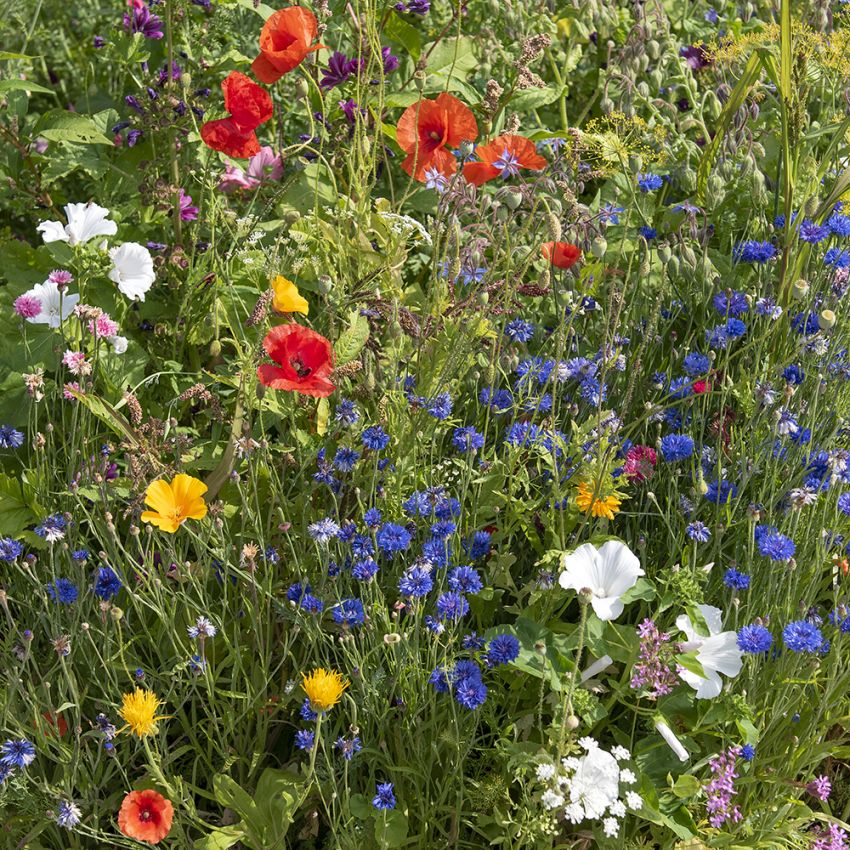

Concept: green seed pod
[[646, 40, 661, 60], [804, 195, 819, 217], [657, 245, 672, 263], [316, 275, 333, 295], [503, 190, 523, 210], [600, 97, 615, 114], [636, 81, 650, 99], [414, 70, 427, 92], [820, 309, 836, 330], [703, 91, 722, 120], [667, 255, 680, 277], [209, 339, 222, 358], [591, 236, 607, 258], [547, 211, 562, 242], [295, 77, 309, 99]]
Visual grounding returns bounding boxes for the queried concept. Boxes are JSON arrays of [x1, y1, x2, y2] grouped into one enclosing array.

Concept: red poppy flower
[[541, 241, 582, 270], [252, 7, 323, 84], [396, 93, 478, 181], [118, 790, 174, 845], [462, 134, 547, 186], [201, 71, 272, 158], [39, 711, 68, 738], [258, 324, 335, 397]]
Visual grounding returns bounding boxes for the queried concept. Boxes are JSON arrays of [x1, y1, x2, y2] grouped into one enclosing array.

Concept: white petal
[[597, 540, 644, 596], [675, 613, 698, 644], [698, 632, 743, 678], [591, 595, 624, 621], [64, 202, 117, 245], [36, 220, 69, 243], [559, 543, 600, 592], [697, 604, 724, 636]]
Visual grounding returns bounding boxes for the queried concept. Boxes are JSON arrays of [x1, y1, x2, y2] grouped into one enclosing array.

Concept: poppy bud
[[590, 236, 607, 258], [503, 190, 523, 210], [600, 97, 614, 114], [209, 340, 222, 358], [295, 77, 309, 99], [413, 70, 426, 92], [658, 245, 672, 263], [646, 39, 661, 59]]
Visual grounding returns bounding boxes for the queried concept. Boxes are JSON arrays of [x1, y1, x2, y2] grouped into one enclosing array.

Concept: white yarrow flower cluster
[[532, 739, 642, 838]]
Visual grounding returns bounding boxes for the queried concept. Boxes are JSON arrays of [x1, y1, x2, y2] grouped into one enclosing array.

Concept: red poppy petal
[[463, 161, 499, 186], [435, 92, 478, 147], [251, 52, 284, 84], [222, 71, 273, 131], [201, 119, 261, 158]]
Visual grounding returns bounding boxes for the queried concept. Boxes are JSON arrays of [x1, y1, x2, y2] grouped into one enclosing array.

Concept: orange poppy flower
[[462, 134, 547, 186], [541, 241, 582, 270], [118, 789, 174, 844], [396, 93, 478, 181], [201, 72, 273, 159], [252, 6, 323, 84], [258, 323, 335, 397]]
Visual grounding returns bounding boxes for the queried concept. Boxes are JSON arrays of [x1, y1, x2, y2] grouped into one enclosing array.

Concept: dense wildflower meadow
[[4, 0, 850, 847]]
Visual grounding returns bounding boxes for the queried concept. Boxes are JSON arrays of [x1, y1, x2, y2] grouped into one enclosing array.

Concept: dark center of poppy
[[428, 130, 441, 141], [140, 809, 152, 822], [289, 356, 312, 379]]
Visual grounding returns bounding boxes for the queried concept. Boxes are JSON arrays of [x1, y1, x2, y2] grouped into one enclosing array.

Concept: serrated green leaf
[[33, 109, 113, 145], [335, 309, 369, 366]]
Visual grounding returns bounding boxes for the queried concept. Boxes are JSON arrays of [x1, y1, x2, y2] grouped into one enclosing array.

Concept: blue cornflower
[[352, 558, 379, 581], [798, 219, 830, 243], [756, 529, 795, 561], [827, 212, 850, 237], [838, 493, 850, 515], [723, 568, 750, 590], [579, 378, 607, 405], [733, 240, 776, 263], [463, 632, 486, 650], [452, 661, 488, 709], [300, 698, 318, 721], [660, 434, 694, 461], [783, 620, 824, 653], [825, 248, 850, 268], [422, 537, 450, 567], [376, 522, 412, 553], [452, 426, 485, 453], [683, 352, 710, 376], [0, 426, 24, 449], [485, 633, 520, 666], [361, 425, 390, 450], [792, 311, 821, 336], [331, 598, 365, 627], [335, 399, 360, 426], [783, 364, 804, 385], [308, 518, 340, 544], [430, 520, 456, 540], [725, 318, 747, 338], [56, 800, 82, 828], [351, 534, 374, 559], [686, 521, 711, 542], [287, 582, 310, 604], [426, 392, 453, 420], [637, 172, 664, 192], [294, 730, 315, 751], [35, 513, 66, 541], [363, 507, 382, 527], [301, 594, 324, 613], [93, 567, 122, 600], [372, 782, 396, 810], [737, 624, 773, 654], [334, 736, 362, 760], [72, 549, 89, 561], [638, 225, 658, 240], [47, 578, 78, 604], [712, 291, 749, 317], [0, 538, 24, 561], [479, 387, 513, 411], [429, 666, 450, 692], [741, 744, 755, 762], [448, 565, 482, 594], [398, 566, 433, 597], [668, 376, 693, 399], [0, 739, 36, 769], [504, 319, 535, 342], [333, 447, 360, 472], [466, 530, 491, 560], [436, 591, 469, 621]]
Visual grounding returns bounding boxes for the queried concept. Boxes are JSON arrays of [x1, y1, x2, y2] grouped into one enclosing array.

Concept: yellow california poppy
[[302, 668, 348, 712], [575, 481, 622, 521], [271, 275, 309, 315], [141, 474, 208, 534], [119, 688, 167, 737]]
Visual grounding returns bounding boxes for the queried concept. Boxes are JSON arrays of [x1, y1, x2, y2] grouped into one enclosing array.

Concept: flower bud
[[819, 309, 836, 330], [591, 236, 607, 258], [792, 279, 809, 300]]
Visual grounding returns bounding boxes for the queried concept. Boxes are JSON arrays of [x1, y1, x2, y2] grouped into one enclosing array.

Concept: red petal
[[222, 71, 273, 131], [463, 161, 499, 186], [201, 119, 260, 158]]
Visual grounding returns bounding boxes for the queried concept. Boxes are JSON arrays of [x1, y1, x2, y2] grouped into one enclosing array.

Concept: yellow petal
[[140, 510, 179, 533], [144, 479, 176, 515], [183, 498, 209, 521], [271, 275, 309, 315], [171, 473, 208, 508]]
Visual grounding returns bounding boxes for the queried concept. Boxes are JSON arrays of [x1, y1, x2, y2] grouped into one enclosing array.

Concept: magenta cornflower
[[14, 295, 42, 319], [48, 270, 74, 288], [704, 746, 743, 828], [806, 775, 832, 802], [630, 618, 678, 698], [89, 314, 119, 338], [623, 445, 657, 483]]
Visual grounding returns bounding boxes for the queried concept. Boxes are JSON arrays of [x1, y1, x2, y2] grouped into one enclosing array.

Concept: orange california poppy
[[396, 93, 478, 182], [201, 71, 273, 158], [462, 134, 548, 186], [541, 241, 582, 270], [141, 474, 208, 534], [252, 6, 323, 84], [118, 789, 174, 844], [258, 323, 335, 397]]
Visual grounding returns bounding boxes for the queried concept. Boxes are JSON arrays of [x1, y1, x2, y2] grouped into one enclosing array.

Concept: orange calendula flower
[[575, 481, 622, 521], [118, 789, 174, 844], [252, 6, 323, 84], [462, 134, 547, 186], [141, 474, 208, 534], [396, 93, 478, 182], [271, 275, 309, 315]]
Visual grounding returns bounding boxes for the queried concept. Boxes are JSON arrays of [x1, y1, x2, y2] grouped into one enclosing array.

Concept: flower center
[[140, 809, 152, 822], [289, 355, 312, 379], [428, 130, 441, 141]]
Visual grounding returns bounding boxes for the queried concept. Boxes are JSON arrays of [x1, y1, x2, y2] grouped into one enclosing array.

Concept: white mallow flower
[[568, 747, 621, 820], [109, 242, 155, 301], [535, 763, 556, 782], [108, 335, 128, 354], [581, 654, 613, 683], [625, 791, 643, 810], [23, 280, 79, 328], [676, 604, 743, 699], [37, 202, 117, 246], [559, 540, 644, 621], [541, 789, 564, 810]]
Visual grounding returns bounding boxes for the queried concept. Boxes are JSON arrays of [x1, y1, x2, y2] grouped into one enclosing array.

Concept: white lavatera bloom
[[23, 280, 80, 328], [559, 540, 644, 621], [37, 203, 117, 246], [676, 604, 742, 699], [109, 242, 155, 301]]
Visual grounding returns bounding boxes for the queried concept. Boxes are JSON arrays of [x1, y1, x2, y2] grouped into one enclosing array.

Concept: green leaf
[[423, 37, 477, 78], [620, 577, 656, 604], [0, 79, 53, 95], [0, 52, 35, 61], [509, 85, 564, 113], [253, 767, 306, 842], [231, 0, 275, 18], [669, 773, 701, 799], [384, 13, 421, 63], [349, 793, 371, 819], [675, 651, 707, 681], [32, 109, 113, 145], [375, 810, 408, 848], [335, 309, 370, 365], [194, 826, 245, 850], [212, 775, 257, 821], [0, 473, 42, 536]]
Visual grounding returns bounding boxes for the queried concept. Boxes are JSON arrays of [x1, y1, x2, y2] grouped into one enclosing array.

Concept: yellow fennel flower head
[[302, 668, 348, 712], [271, 275, 309, 316], [575, 481, 622, 521], [119, 688, 166, 737], [141, 473, 208, 534]]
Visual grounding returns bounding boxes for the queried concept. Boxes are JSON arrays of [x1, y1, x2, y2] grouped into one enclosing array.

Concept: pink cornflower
[[704, 747, 743, 828], [623, 445, 657, 483], [14, 294, 42, 319], [178, 189, 198, 221], [48, 269, 74, 288], [630, 618, 678, 698], [63, 382, 82, 401], [62, 350, 92, 377], [89, 314, 120, 338]]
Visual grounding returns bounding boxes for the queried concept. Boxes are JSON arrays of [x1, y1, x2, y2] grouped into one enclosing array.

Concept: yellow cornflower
[[271, 275, 309, 315], [141, 474, 208, 534], [119, 688, 167, 737], [575, 481, 622, 521], [302, 668, 348, 712]]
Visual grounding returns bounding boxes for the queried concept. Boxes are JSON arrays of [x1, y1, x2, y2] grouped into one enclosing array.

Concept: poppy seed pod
[[819, 309, 836, 330]]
